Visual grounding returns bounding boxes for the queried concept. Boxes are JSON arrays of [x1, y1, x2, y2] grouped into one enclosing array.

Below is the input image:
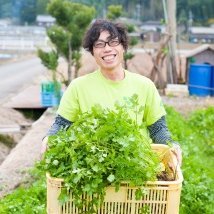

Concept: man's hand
[[171, 143, 182, 166]]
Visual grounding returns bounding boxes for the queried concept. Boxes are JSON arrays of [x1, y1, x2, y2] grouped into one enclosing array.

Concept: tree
[[36, 0, 50, 15], [123, 24, 138, 69], [148, 35, 171, 91], [176, 0, 213, 25], [0, 0, 11, 18], [46, 0, 95, 84], [107, 5, 123, 20], [177, 9, 188, 32], [37, 49, 58, 82], [37, 49, 62, 99], [20, 0, 37, 24]]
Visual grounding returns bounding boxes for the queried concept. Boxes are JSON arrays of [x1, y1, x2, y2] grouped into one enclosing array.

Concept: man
[[42, 19, 182, 165]]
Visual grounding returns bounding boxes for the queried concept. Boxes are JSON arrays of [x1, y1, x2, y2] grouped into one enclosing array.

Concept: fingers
[[171, 144, 182, 166]]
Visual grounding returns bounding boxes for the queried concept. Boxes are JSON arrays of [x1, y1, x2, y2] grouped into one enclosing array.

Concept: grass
[[0, 134, 15, 148], [166, 106, 214, 214], [0, 169, 46, 214]]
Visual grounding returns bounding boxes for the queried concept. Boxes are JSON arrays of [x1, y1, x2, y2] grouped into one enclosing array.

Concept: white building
[[36, 15, 55, 27]]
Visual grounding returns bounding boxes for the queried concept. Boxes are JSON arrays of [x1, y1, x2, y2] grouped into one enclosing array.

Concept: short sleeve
[[143, 82, 166, 126], [57, 81, 80, 122]]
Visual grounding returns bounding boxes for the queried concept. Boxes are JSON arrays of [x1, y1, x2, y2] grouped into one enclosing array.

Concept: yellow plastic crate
[[47, 144, 183, 214]]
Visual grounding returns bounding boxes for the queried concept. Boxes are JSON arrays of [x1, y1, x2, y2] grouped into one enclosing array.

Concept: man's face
[[92, 31, 124, 71]]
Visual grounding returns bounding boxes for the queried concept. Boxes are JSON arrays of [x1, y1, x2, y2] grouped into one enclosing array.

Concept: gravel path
[[0, 109, 54, 197], [162, 96, 214, 117]]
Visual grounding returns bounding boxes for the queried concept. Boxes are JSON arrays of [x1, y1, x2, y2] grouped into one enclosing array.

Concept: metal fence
[[0, 26, 49, 50]]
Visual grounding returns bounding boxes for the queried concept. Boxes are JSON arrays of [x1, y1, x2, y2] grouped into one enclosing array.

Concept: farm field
[[0, 105, 213, 214]]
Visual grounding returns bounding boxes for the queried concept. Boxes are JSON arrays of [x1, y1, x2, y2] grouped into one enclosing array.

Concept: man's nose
[[103, 43, 112, 51]]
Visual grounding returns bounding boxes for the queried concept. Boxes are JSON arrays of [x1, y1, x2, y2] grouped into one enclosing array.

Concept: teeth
[[103, 55, 115, 61]]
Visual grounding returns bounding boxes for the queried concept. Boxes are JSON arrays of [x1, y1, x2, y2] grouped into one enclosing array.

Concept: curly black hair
[[83, 19, 128, 55]]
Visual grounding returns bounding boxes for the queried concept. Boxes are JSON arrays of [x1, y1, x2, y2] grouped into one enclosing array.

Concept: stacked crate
[[41, 81, 61, 107]]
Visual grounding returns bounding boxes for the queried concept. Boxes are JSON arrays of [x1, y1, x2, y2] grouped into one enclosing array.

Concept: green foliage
[[129, 37, 138, 46], [126, 24, 135, 33], [166, 106, 214, 214], [165, 106, 190, 142], [123, 25, 138, 70], [124, 30, 139, 68], [36, 0, 50, 15], [47, 25, 71, 59], [0, 134, 15, 148], [0, 0, 213, 25], [124, 51, 134, 61], [37, 49, 58, 82], [177, 0, 214, 25], [107, 4, 123, 20], [47, 0, 95, 52], [0, 168, 46, 214], [188, 107, 214, 147], [178, 9, 188, 25], [46, 0, 95, 82], [37, 49, 58, 71], [73, 51, 82, 78], [37, 49, 62, 91], [0, 0, 11, 18], [47, 0, 72, 27], [20, 0, 37, 24], [39, 95, 161, 213], [162, 47, 169, 55]]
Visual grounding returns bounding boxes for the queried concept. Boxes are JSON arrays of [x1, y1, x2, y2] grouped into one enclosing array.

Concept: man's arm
[[147, 116, 182, 165], [47, 114, 72, 136], [41, 115, 72, 155], [147, 116, 171, 144]]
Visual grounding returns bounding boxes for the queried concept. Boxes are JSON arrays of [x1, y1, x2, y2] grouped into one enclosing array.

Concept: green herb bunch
[[40, 95, 161, 213]]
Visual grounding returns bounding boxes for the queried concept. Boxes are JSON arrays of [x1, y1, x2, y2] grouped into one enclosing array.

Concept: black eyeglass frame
[[93, 39, 121, 48]]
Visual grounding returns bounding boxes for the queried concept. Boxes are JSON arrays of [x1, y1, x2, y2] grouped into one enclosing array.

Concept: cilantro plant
[[39, 95, 161, 213]]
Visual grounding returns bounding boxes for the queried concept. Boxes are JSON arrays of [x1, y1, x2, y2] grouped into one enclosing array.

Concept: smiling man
[[42, 19, 182, 165]]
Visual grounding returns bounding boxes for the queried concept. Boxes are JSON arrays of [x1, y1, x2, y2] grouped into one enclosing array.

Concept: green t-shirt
[[58, 70, 166, 127]]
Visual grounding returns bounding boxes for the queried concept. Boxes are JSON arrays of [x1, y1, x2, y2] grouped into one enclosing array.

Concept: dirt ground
[[0, 107, 32, 126], [0, 108, 32, 164], [162, 95, 214, 117]]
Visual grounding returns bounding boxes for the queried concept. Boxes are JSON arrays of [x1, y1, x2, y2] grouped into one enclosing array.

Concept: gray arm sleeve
[[47, 114, 72, 136], [147, 116, 173, 144]]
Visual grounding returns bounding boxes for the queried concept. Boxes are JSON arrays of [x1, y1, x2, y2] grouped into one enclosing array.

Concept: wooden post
[[167, 0, 177, 83], [163, 0, 177, 84]]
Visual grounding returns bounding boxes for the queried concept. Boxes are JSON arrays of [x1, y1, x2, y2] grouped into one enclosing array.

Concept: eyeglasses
[[93, 39, 120, 48]]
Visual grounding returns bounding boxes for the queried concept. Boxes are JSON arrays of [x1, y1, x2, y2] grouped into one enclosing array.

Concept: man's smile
[[102, 54, 116, 62]]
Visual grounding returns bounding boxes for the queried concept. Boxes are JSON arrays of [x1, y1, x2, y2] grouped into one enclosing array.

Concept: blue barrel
[[188, 64, 212, 96], [211, 66, 214, 97]]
